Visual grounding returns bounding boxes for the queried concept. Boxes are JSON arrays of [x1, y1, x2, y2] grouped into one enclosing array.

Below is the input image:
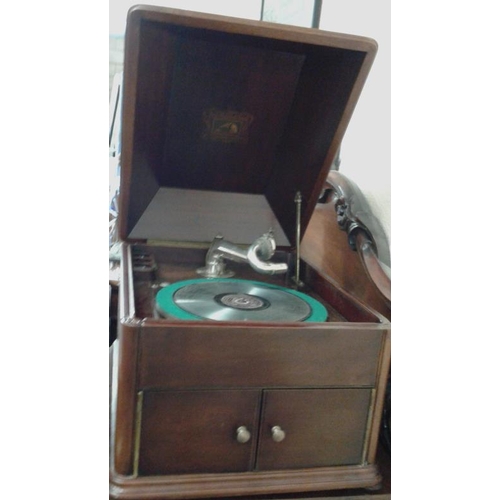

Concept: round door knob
[[236, 426, 251, 443], [271, 425, 286, 442]]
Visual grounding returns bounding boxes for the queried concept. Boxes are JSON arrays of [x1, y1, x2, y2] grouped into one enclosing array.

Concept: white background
[[320, 1, 391, 244]]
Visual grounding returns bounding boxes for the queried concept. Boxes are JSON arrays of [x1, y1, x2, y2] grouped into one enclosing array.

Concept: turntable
[[155, 278, 328, 322], [110, 6, 390, 500]]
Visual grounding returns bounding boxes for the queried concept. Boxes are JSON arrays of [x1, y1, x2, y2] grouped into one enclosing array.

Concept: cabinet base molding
[[109, 464, 381, 499]]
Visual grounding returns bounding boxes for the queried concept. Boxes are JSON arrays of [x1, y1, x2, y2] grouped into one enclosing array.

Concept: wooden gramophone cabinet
[[109, 6, 390, 499]]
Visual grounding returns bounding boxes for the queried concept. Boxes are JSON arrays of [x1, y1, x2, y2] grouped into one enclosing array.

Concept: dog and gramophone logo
[[203, 108, 254, 144]]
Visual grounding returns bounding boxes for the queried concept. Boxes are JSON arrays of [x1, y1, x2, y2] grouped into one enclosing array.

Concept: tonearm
[[197, 230, 288, 278]]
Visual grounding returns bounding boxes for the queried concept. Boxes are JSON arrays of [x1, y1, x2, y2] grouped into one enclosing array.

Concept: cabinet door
[[138, 389, 261, 475], [256, 389, 371, 470]]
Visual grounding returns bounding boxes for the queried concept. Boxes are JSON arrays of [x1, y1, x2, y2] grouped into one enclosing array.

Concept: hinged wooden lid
[[118, 5, 377, 246]]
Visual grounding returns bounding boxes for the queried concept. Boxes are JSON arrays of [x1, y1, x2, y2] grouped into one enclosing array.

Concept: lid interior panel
[[120, 11, 374, 244]]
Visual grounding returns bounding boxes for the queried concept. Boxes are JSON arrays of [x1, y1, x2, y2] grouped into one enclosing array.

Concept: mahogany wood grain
[[139, 390, 261, 475], [113, 246, 141, 476], [366, 331, 391, 464], [354, 231, 391, 303], [303, 264, 382, 323], [127, 243, 382, 324], [110, 347, 388, 498], [111, 7, 389, 498], [265, 47, 370, 242], [110, 464, 381, 499], [138, 324, 383, 390], [118, 6, 377, 246], [256, 389, 371, 470], [113, 236, 390, 489], [302, 202, 391, 319]]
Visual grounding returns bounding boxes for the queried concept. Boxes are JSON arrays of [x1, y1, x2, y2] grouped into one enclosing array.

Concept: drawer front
[[256, 388, 372, 470], [139, 325, 384, 389], [138, 389, 261, 475]]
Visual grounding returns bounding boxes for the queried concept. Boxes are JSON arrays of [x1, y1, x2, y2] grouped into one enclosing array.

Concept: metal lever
[[271, 425, 286, 442], [236, 426, 251, 443]]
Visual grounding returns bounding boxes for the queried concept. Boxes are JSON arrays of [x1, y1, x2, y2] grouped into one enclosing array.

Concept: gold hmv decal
[[203, 109, 254, 144]]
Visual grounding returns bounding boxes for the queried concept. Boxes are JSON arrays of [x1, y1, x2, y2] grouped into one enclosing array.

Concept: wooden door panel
[[256, 389, 371, 470], [138, 389, 261, 475]]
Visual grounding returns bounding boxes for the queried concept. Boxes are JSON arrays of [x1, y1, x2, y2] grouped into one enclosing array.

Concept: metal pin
[[294, 191, 303, 287]]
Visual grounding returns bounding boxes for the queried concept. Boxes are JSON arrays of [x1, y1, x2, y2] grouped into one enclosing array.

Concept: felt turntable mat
[[155, 278, 328, 322]]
